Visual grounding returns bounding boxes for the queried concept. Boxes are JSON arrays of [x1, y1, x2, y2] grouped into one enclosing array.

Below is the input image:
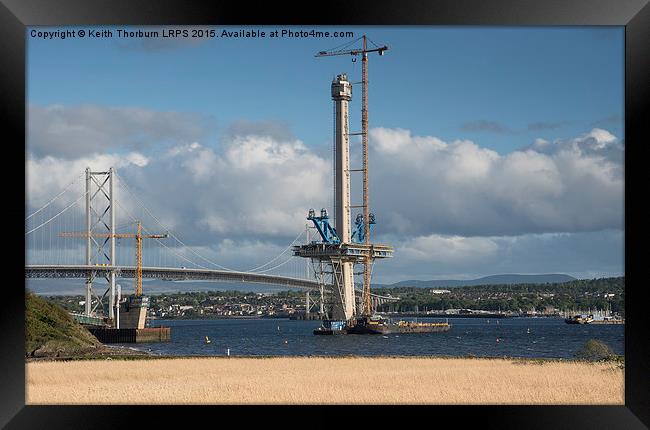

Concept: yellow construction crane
[[59, 221, 168, 296], [316, 35, 388, 316]]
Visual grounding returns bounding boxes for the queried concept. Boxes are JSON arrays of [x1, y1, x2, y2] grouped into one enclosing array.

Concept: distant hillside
[[25, 291, 101, 357], [382, 274, 577, 288], [26, 278, 289, 296]]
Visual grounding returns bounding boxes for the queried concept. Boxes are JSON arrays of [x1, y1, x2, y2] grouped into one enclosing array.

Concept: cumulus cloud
[[28, 121, 624, 242], [369, 127, 624, 237], [26, 109, 624, 280], [26, 152, 150, 209], [526, 128, 619, 154], [99, 134, 330, 244], [28, 104, 214, 158]]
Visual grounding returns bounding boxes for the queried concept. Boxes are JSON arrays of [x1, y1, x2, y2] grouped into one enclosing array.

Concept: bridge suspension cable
[[254, 253, 301, 274], [114, 172, 311, 279], [113, 197, 212, 270], [114, 172, 238, 272], [246, 229, 306, 272], [25, 189, 87, 236], [31, 169, 315, 280], [141, 224, 213, 270], [25, 172, 85, 221]]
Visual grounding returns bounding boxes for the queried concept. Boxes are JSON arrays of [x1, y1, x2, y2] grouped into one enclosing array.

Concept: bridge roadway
[[24, 265, 398, 301]]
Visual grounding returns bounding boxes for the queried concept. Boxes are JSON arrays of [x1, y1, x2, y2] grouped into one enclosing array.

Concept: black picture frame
[[3, 0, 648, 428]]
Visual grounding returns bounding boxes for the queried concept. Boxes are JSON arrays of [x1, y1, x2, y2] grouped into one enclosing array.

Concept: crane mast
[[315, 35, 389, 316], [360, 36, 371, 316]]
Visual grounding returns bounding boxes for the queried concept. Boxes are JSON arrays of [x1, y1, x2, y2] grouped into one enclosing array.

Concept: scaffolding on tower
[[293, 35, 393, 322]]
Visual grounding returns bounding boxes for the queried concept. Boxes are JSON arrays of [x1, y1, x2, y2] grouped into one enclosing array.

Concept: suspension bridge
[[25, 167, 397, 323], [26, 40, 399, 328]]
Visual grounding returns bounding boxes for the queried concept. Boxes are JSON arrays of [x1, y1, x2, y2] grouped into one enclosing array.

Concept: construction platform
[[292, 242, 393, 261], [87, 327, 171, 343]]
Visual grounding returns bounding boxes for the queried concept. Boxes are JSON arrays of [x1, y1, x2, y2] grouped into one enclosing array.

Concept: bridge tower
[[84, 167, 117, 319], [331, 73, 356, 321], [293, 73, 393, 323]]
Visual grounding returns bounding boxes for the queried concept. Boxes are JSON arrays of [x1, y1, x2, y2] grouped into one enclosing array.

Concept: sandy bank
[[26, 356, 623, 404]]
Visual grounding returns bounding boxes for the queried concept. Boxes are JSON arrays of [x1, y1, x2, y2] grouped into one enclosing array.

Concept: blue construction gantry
[[307, 208, 340, 244], [351, 213, 375, 244]]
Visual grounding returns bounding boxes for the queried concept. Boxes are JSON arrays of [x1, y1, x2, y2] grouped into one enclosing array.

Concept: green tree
[[575, 339, 614, 361]]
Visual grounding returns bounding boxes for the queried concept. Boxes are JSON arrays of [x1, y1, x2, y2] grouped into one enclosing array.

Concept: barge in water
[[314, 315, 451, 335]]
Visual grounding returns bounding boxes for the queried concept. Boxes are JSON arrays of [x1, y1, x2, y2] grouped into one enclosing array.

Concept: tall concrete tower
[[293, 72, 393, 323], [331, 74, 356, 321]]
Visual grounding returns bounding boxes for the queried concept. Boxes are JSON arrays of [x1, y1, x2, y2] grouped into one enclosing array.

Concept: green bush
[[574, 339, 614, 361], [25, 291, 100, 356]]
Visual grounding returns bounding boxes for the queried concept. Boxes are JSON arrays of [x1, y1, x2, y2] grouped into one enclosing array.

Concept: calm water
[[119, 317, 624, 359]]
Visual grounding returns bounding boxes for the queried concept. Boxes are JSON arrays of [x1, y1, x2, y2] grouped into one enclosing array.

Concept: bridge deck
[[24, 265, 398, 301]]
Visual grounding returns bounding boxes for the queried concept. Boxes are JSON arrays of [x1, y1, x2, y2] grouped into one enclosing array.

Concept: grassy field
[[26, 356, 624, 404]]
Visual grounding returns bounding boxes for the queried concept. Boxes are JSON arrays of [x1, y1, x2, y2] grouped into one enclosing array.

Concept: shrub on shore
[[574, 339, 615, 362], [25, 291, 101, 357]]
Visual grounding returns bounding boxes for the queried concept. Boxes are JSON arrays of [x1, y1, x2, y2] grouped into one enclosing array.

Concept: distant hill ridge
[[29, 274, 583, 296], [381, 274, 577, 288]]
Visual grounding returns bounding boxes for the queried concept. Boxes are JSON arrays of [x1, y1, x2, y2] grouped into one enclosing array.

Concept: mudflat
[[26, 356, 624, 404]]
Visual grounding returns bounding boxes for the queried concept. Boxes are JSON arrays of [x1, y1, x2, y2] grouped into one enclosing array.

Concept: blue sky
[[26, 26, 625, 283], [28, 26, 623, 153]]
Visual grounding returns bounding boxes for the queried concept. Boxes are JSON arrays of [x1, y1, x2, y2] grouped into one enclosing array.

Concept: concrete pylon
[[331, 74, 356, 321]]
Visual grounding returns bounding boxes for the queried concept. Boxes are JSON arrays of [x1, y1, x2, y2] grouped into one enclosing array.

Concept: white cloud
[[370, 126, 623, 236], [399, 234, 499, 263], [526, 128, 623, 165], [28, 124, 624, 241], [115, 136, 330, 241], [584, 128, 617, 147], [125, 152, 149, 167], [26, 152, 150, 209], [26, 109, 624, 282]]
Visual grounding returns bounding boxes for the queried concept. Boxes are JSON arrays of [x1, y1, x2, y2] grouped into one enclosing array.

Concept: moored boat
[[564, 314, 594, 324], [313, 320, 347, 335]]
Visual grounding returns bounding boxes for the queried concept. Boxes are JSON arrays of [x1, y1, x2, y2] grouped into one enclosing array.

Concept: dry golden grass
[[26, 357, 623, 405]]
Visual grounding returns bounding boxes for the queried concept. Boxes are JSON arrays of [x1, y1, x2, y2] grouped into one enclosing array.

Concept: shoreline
[[26, 356, 624, 404], [25, 352, 625, 363], [147, 314, 561, 321]]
